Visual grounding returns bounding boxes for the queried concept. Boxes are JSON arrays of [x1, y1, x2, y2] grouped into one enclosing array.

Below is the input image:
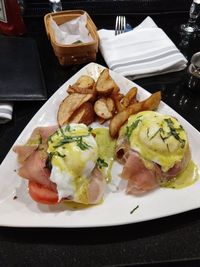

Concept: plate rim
[[0, 62, 200, 228]]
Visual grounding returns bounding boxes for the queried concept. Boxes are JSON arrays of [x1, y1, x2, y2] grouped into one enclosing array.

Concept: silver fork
[[115, 16, 126, 35]]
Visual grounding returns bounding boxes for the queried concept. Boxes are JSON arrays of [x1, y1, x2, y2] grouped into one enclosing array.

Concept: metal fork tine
[[120, 16, 123, 34], [115, 16, 119, 35], [121, 16, 126, 34], [115, 16, 126, 35], [122, 16, 126, 33]]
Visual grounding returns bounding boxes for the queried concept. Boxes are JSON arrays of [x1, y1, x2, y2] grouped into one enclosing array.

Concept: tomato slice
[[28, 181, 59, 204]]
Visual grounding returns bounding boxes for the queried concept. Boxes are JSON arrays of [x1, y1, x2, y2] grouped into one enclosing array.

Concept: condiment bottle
[[0, 0, 26, 36]]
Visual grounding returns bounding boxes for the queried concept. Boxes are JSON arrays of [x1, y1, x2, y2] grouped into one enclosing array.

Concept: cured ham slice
[[120, 148, 191, 195], [115, 136, 130, 164], [14, 125, 58, 163], [18, 150, 57, 192], [13, 145, 38, 164], [14, 126, 59, 194], [87, 167, 106, 204], [121, 150, 160, 195]]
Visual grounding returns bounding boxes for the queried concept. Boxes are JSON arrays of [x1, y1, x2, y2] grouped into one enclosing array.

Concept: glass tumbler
[[188, 52, 200, 90]]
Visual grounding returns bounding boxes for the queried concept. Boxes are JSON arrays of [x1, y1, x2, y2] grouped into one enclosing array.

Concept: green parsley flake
[[96, 157, 108, 169], [130, 205, 139, 214]]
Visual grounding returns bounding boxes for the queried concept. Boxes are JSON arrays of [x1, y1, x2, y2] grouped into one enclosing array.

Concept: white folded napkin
[[98, 16, 187, 79], [0, 103, 13, 124]]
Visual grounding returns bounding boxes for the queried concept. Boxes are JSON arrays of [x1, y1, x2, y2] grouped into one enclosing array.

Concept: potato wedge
[[57, 93, 93, 126], [109, 91, 161, 137], [121, 87, 138, 108], [111, 87, 124, 112], [68, 75, 95, 91], [94, 97, 113, 119], [69, 102, 94, 125], [106, 97, 115, 114], [96, 69, 118, 95], [67, 75, 96, 101], [67, 86, 95, 95]]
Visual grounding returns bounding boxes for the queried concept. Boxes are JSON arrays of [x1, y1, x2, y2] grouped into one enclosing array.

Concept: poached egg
[[122, 111, 188, 172], [47, 123, 98, 202]]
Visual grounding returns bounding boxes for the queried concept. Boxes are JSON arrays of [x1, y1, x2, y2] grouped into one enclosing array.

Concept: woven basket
[[44, 10, 99, 66]]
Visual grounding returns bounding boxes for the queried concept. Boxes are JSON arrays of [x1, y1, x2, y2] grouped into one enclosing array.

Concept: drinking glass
[[188, 52, 200, 90], [181, 0, 200, 33]]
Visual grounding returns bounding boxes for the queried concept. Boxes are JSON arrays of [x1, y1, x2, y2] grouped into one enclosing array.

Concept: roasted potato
[[121, 87, 138, 108], [96, 69, 118, 95], [57, 69, 161, 140], [110, 87, 124, 112], [109, 91, 161, 137], [69, 102, 94, 125], [57, 93, 93, 126], [67, 75, 96, 102], [94, 97, 113, 120], [68, 75, 95, 92], [106, 97, 115, 114]]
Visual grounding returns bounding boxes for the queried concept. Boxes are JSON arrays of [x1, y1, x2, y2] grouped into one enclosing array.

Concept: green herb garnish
[[130, 205, 139, 214], [59, 126, 65, 137], [147, 127, 150, 138], [65, 125, 71, 132], [164, 118, 185, 148], [46, 151, 65, 170], [126, 117, 142, 138], [96, 157, 108, 169], [51, 151, 65, 158], [76, 137, 91, 150], [88, 126, 93, 133], [149, 128, 160, 140], [147, 118, 185, 150], [73, 40, 82, 44], [53, 135, 91, 150]]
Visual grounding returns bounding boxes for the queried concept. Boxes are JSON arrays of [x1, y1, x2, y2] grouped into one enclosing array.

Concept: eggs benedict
[[116, 111, 197, 195], [14, 123, 116, 205]]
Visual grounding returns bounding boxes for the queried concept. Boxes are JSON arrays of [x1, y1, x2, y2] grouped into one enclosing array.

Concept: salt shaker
[[49, 0, 62, 13], [188, 52, 200, 90]]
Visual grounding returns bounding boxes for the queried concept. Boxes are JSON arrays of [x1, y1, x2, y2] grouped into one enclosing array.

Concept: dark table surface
[[1, 4, 200, 267]]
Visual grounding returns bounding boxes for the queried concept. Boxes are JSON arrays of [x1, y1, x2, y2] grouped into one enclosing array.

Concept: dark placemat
[[0, 35, 47, 101]]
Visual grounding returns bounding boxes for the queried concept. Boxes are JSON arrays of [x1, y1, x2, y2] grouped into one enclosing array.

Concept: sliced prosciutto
[[117, 141, 191, 196], [87, 167, 106, 204], [18, 150, 57, 192], [14, 125, 107, 205], [120, 150, 160, 195], [14, 125, 58, 163]]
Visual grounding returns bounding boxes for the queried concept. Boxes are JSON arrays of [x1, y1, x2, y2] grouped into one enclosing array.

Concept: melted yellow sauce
[[126, 111, 188, 172], [63, 199, 103, 210], [92, 127, 116, 183], [63, 200, 93, 210], [161, 161, 199, 189]]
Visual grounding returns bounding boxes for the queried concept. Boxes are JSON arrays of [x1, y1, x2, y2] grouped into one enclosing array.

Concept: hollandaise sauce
[[92, 127, 116, 183], [47, 123, 98, 203], [126, 111, 189, 172], [161, 161, 199, 189]]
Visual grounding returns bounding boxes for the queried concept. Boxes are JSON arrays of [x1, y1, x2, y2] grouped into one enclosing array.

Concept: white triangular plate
[[0, 62, 200, 228]]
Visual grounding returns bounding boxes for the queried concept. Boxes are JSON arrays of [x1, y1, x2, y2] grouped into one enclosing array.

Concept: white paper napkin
[[50, 13, 93, 45], [98, 17, 187, 79], [0, 103, 13, 124]]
